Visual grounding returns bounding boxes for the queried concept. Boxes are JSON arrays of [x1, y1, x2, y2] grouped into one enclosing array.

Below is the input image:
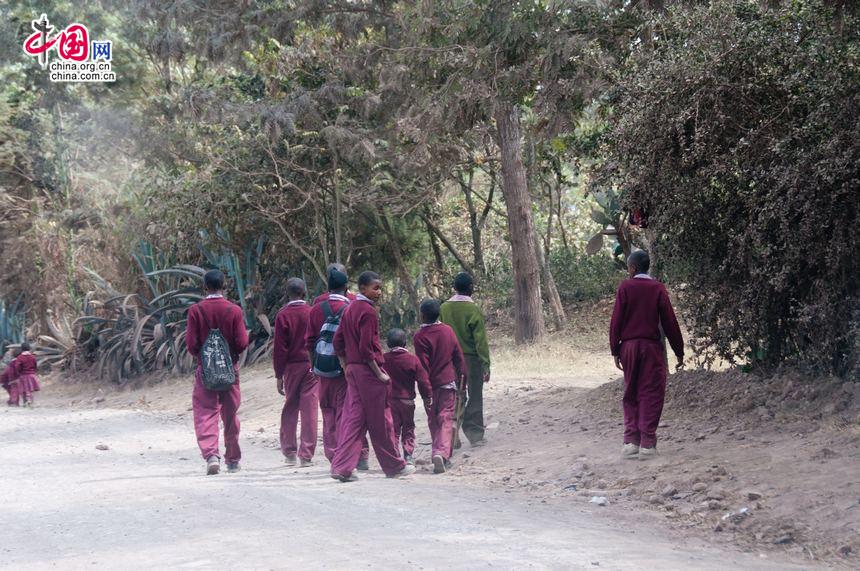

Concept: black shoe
[[331, 471, 358, 482], [226, 462, 241, 473], [432, 455, 446, 474], [356, 458, 370, 471], [404, 454, 414, 465]]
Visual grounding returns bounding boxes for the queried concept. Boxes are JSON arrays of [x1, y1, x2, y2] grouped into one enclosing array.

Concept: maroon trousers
[[319, 376, 369, 463], [390, 398, 416, 457], [279, 362, 319, 461], [192, 366, 241, 463], [620, 339, 667, 449], [330, 365, 406, 478], [427, 387, 457, 460]]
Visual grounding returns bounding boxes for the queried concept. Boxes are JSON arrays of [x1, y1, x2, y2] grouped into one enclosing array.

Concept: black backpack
[[312, 301, 348, 378], [200, 328, 236, 391]]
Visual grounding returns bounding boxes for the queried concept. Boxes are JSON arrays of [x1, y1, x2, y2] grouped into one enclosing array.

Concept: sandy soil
[[19, 310, 858, 569]]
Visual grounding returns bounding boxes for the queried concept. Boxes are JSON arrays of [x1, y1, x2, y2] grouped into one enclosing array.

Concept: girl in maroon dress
[[2, 342, 41, 407]]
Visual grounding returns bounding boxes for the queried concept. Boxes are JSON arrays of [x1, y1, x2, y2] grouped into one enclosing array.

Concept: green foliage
[[549, 250, 623, 304], [0, 298, 25, 351], [596, 0, 859, 374]]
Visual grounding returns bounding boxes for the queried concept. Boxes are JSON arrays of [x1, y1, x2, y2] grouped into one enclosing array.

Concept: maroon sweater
[[333, 298, 384, 366], [186, 296, 249, 364], [384, 348, 432, 400], [312, 290, 356, 305], [306, 294, 351, 353], [2, 353, 37, 383], [609, 277, 684, 358], [273, 301, 311, 378], [413, 322, 465, 388]]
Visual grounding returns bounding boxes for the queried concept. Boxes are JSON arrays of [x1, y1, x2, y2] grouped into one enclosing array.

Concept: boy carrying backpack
[[305, 266, 369, 466], [186, 270, 249, 475]]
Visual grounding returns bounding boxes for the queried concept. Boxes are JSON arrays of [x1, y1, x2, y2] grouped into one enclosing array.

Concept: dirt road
[[0, 406, 810, 570]]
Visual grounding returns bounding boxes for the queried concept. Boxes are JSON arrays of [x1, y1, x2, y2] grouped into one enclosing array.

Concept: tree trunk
[[534, 232, 566, 331], [422, 213, 475, 276], [379, 212, 419, 313], [493, 100, 545, 344], [458, 169, 486, 275]]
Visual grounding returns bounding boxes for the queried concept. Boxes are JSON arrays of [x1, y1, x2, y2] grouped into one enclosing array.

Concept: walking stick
[[451, 374, 468, 454]]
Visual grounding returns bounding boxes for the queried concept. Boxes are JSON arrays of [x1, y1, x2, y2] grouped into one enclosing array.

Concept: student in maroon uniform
[[609, 250, 684, 460], [306, 266, 370, 468], [413, 299, 465, 474], [186, 269, 249, 475], [273, 277, 318, 467], [1, 342, 40, 407], [382, 328, 431, 464], [329, 271, 415, 482]]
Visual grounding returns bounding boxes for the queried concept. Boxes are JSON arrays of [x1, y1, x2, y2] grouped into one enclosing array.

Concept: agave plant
[[0, 297, 26, 351], [34, 310, 78, 370]]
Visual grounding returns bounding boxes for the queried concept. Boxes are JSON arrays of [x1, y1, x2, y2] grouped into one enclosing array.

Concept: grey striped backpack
[[312, 301, 347, 378]]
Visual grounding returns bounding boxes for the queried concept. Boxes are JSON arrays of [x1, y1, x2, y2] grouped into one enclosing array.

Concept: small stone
[[695, 433, 706, 441], [648, 495, 663, 505], [95, 444, 110, 451], [713, 522, 725, 532], [662, 485, 678, 497], [706, 491, 725, 500], [773, 535, 793, 545], [838, 545, 852, 556], [692, 482, 708, 493], [746, 491, 763, 501], [257, 427, 265, 433], [596, 479, 608, 489], [707, 500, 722, 510], [92, 397, 105, 404], [590, 496, 608, 506]]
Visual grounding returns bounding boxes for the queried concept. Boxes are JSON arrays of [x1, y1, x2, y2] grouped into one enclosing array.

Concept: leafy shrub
[[596, 1, 859, 374], [549, 249, 623, 304]]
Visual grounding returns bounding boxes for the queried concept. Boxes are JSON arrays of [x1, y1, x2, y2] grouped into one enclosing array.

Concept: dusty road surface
[[0, 406, 812, 570]]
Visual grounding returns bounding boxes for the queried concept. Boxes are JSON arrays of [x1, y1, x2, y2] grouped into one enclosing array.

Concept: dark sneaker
[[404, 454, 414, 465], [387, 464, 417, 479], [432, 455, 446, 474], [226, 462, 241, 473], [356, 458, 370, 471], [470, 438, 487, 448], [206, 456, 220, 475], [284, 454, 297, 466], [331, 471, 358, 483], [299, 458, 314, 468]]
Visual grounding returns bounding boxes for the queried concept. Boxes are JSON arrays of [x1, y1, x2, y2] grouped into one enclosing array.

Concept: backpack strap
[[333, 305, 347, 319], [321, 301, 333, 319]]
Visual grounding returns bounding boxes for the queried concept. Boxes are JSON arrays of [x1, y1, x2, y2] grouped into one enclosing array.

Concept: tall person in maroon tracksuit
[[186, 270, 249, 475], [609, 250, 684, 460], [329, 271, 415, 482], [273, 278, 318, 467], [306, 265, 370, 468], [383, 328, 432, 464], [413, 299, 465, 474]]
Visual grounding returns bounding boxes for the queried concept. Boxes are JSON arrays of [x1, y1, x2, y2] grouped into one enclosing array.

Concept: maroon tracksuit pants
[[427, 387, 456, 460], [390, 398, 416, 457], [192, 366, 241, 463], [319, 376, 369, 463], [620, 339, 667, 449], [330, 365, 406, 478], [279, 362, 319, 461]]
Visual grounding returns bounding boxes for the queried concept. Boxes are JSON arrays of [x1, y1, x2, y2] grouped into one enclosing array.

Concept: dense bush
[[549, 250, 622, 304], [597, 1, 859, 374]]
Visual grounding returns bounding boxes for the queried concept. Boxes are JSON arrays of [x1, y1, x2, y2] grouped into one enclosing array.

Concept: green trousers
[[461, 354, 486, 443]]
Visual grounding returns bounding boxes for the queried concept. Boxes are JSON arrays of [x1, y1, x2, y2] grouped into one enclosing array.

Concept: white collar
[[448, 294, 474, 303], [205, 294, 224, 299], [287, 300, 306, 306], [20, 351, 32, 356], [390, 347, 408, 353], [633, 274, 653, 280], [356, 294, 374, 305], [420, 321, 442, 328], [328, 293, 350, 303]]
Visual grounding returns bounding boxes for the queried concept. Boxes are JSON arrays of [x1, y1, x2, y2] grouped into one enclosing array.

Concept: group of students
[[186, 265, 491, 479], [1, 342, 41, 407]]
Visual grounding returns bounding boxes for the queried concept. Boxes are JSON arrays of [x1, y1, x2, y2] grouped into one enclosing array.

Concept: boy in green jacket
[[439, 272, 491, 447]]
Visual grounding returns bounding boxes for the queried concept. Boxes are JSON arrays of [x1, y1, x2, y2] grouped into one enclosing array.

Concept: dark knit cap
[[328, 268, 348, 290]]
